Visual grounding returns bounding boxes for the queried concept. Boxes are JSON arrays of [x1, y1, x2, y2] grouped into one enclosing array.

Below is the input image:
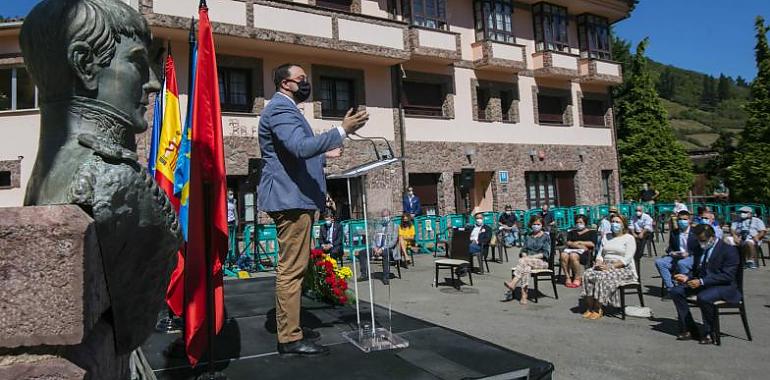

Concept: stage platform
[[142, 277, 554, 380]]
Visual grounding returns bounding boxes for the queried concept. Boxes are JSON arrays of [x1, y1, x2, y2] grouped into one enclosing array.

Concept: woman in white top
[[580, 214, 637, 320]]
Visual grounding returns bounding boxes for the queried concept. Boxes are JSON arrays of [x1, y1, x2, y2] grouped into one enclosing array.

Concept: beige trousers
[[269, 209, 314, 344]]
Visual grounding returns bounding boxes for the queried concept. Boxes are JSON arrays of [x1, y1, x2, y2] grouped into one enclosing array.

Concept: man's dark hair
[[273, 63, 300, 90], [323, 210, 335, 219], [692, 224, 715, 238], [574, 214, 587, 223], [504, 205, 512, 210], [677, 210, 690, 217]]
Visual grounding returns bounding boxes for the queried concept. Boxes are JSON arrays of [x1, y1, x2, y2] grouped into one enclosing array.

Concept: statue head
[[19, 0, 159, 132]]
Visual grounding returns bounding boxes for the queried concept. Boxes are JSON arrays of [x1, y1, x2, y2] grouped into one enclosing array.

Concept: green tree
[[657, 66, 676, 99], [717, 73, 732, 101], [706, 130, 736, 186], [700, 75, 718, 110], [728, 16, 770, 202], [614, 38, 694, 201], [736, 75, 749, 87]]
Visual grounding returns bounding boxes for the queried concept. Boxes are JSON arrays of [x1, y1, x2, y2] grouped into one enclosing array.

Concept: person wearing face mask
[[319, 211, 343, 263], [402, 186, 422, 217], [729, 206, 766, 269], [561, 215, 597, 288], [697, 207, 723, 241], [655, 210, 698, 293], [356, 209, 399, 284], [398, 213, 417, 266], [670, 224, 741, 344], [498, 205, 520, 250], [467, 213, 493, 273], [259, 63, 369, 356], [503, 216, 551, 304], [227, 189, 238, 267], [580, 215, 637, 320], [631, 205, 654, 259]]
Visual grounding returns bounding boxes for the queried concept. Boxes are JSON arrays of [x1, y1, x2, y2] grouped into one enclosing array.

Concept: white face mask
[[532, 224, 542, 232], [576, 223, 585, 230], [636, 211, 642, 217], [475, 219, 483, 226], [741, 212, 750, 219]]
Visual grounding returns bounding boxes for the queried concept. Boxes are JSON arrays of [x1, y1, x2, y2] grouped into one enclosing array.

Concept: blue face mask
[[678, 220, 690, 230], [611, 222, 622, 233], [325, 220, 332, 226]]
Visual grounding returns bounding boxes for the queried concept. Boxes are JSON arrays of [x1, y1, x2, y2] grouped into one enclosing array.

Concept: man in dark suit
[[402, 186, 422, 217], [319, 211, 343, 263], [468, 213, 493, 273], [670, 224, 741, 344], [258, 63, 368, 356]]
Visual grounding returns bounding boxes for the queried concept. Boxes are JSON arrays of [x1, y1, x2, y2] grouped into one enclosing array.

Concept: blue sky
[[2, 0, 769, 80], [615, 1, 770, 81]]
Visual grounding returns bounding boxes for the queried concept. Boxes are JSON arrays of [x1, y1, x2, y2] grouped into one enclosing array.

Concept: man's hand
[[673, 274, 688, 283], [325, 147, 343, 158], [322, 244, 332, 250], [341, 108, 369, 135], [594, 263, 608, 271], [686, 279, 701, 289], [374, 247, 383, 256]]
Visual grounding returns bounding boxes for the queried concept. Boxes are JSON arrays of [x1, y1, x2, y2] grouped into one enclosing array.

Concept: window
[[577, 14, 611, 60], [526, 172, 557, 209], [0, 67, 37, 111], [500, 89, 516, 122], [476, 86, 491, 120], [582, 98, 606, 127], [537, 93, 568, 124], [319, 76, 355, 118], [601, 170, 613, 204], [316, 0, 353, 12], [473, 0, 514, 43], [218, 67, 251, 113], [532, 2, 569, 53], [404, 0, 448, 30], [0, 171, 10, 187], [402, 81, 445, 117]]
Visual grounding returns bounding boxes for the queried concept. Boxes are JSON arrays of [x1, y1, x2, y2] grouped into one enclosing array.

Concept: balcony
[[579, 58, 623, 85], [532, 51, 580, 79], [145, 0, 410, 63], [471, 40, 527, 73], [408, 27, 461, 63]]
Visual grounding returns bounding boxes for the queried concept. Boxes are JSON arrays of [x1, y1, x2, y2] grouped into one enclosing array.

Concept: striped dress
[[581, 233, 637, 307]]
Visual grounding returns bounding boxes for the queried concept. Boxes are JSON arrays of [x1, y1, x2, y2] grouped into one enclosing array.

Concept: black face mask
[[288, 79, 311, 103]]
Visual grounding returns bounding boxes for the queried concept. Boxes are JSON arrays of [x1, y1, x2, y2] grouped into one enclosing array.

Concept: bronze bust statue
[[20, 0, 182, 354]]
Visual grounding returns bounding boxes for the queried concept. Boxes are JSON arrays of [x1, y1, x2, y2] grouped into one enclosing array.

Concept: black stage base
[[142, 278, 554, 380]]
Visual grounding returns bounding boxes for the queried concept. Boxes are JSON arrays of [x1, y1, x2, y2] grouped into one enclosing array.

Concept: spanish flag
[[155, 53, 183, 209]]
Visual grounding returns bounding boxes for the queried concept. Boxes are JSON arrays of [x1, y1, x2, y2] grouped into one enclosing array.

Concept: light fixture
[[463, 145, 476, 165], [529, 149, 537, 161], [578, 148, 587, 161]]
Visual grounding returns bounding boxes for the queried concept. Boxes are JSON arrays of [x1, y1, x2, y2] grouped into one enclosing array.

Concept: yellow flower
[[336, 267, 353, 279]]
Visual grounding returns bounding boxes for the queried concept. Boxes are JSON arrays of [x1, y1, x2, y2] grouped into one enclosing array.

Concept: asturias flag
[[185, 1, 228, 366], [147, 82, 163, 175], [155, 53, 183, 209]]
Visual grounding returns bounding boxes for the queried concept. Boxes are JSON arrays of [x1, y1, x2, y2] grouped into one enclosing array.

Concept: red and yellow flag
[[155, 54, 183, 210]]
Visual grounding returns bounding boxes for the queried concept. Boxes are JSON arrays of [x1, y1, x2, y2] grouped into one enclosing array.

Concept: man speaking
[[259, 64, 368, 356]]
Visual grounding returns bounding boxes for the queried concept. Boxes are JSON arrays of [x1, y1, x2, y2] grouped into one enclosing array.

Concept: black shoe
[[277, 339, 329, 356], [356, 276, 369, 282], [676, 332, 693, 341], [302, 327, 321, 341]]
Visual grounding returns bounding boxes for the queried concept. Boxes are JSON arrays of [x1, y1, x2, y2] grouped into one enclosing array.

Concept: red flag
[[185, 2, 227, 366]]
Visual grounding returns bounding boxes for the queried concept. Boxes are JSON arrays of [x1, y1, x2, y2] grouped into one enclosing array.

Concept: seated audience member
[[561, 215, 597, 288], [503, 216, 551, 304], [319, 211, 343, 262], [498, 205, 519, 248], [670, 224, 740, 344], [597, 206, 619, 253], [697, 206, 723, 240], [398, 213, 416, 266], [469, 212, 493, 258], [356, 209, 399, 284], [729, 206, 766, 269], [580, 215, 637, 320], [631, 205, 654, 258], [655, 210, 697, 293]]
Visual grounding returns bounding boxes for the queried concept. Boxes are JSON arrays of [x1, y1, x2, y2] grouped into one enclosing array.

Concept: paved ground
[[345, 240, 770, 380]]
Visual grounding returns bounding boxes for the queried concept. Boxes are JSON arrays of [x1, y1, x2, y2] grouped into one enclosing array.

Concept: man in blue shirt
[[259, 63, 368, 356], [402, 186, 422, 217]]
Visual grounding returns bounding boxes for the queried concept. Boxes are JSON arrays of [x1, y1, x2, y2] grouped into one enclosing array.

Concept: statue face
[[95, 35, 160, 132]]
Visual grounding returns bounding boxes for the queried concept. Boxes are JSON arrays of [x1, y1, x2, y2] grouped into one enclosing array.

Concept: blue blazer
[[258, 94, 343, 212], [690, 240, 741, 303], [319, 222, 343, 255], [666, 230, 698, 255], [403, 195, 421, 215]]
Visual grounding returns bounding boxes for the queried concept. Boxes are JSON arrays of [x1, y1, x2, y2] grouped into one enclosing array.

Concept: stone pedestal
[[0, 205, 125, 379]]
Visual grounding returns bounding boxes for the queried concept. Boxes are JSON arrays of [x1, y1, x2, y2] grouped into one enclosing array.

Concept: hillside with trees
[[612, 35, 750, 152]]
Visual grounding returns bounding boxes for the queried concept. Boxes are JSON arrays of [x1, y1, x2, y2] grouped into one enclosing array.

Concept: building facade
[[0, 0, 632, 219]]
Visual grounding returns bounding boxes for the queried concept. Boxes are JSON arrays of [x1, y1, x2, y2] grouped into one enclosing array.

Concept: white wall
[[0, 112, 40, 207]]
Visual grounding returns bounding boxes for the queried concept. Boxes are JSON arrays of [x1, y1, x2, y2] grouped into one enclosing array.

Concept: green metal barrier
[[255, 224, 279, 271], [592, 204, 610, 226], [415, 215, 441, 253], [617, 203, 634, 218], [342, 219, 368, 262], [446, 214, 467, 228], [552, 207, 569, 230], [312, 221, 324, 249]]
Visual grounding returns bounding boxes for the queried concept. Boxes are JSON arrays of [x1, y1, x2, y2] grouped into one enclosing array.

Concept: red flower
[[325, 276, 334, 285], [333, 288, 342, 296], [339, 295, 348, 304]]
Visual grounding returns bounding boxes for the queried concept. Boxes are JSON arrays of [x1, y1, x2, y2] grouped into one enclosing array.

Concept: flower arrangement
[[304, 249, 354, 305]]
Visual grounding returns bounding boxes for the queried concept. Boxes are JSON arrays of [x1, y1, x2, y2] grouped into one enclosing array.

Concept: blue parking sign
[[498, 170, 509, 184]]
